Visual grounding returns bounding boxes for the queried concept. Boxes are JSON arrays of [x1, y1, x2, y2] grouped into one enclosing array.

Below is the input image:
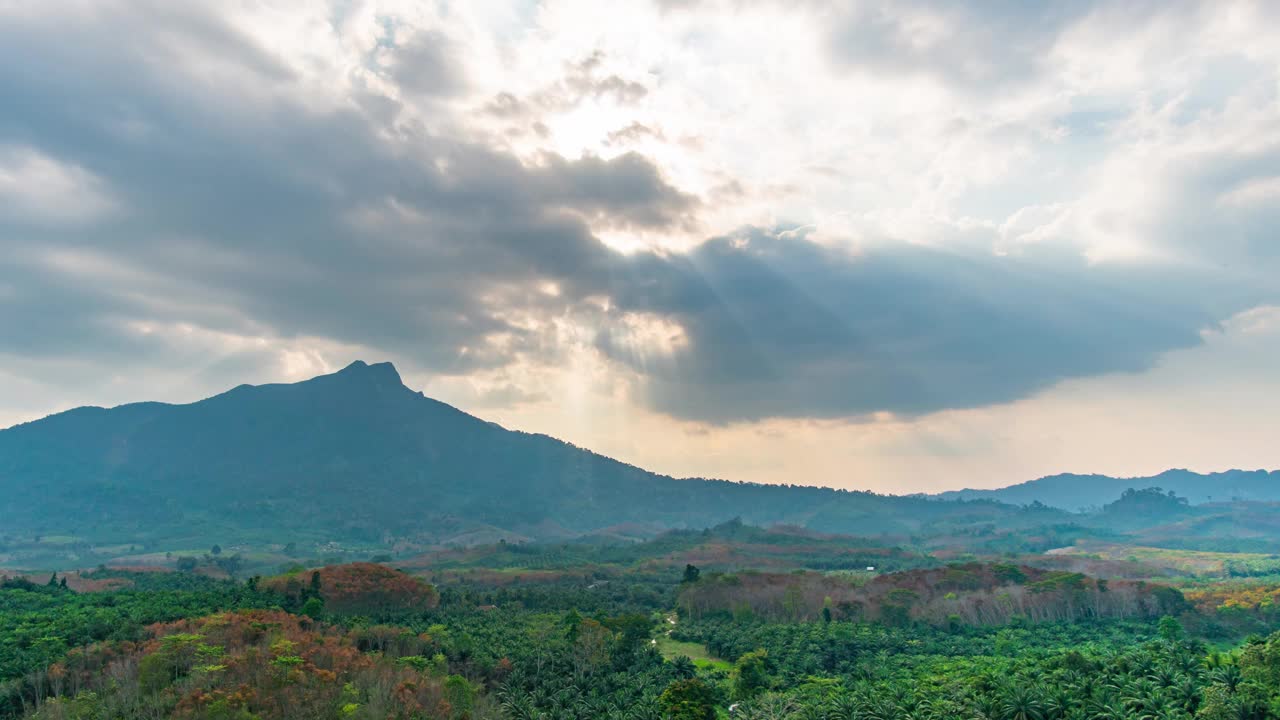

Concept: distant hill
[[932, 469, 1280, 511], [0, 361, 1052, 550]]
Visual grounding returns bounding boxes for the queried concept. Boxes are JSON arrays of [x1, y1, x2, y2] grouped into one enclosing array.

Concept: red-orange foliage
[[265, 563, 440, 615], [14, 571, 136, 593], [652, 541, 905, 572], [678, 562, 1187, 626], [1185, 583, 1280, 616], [38, 610, 454, 720], [430, 568, 574, 586]]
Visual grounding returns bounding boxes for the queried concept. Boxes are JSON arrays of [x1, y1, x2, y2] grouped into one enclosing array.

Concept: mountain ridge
[[931, 468, 1280, 511], [2, 361, 1274, 559], [2, 361, 1055, 551]]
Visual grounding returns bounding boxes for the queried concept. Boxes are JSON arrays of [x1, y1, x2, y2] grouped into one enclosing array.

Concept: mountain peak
[[334, 360, 404, 386]]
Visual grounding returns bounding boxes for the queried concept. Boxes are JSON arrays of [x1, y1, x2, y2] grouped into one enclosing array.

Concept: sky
[[1, 0, 1278, 493]]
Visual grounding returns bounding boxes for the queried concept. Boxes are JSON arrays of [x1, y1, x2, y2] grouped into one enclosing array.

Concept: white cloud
[[1218, 176, 1280, 208], [0, 146, 117, 224]]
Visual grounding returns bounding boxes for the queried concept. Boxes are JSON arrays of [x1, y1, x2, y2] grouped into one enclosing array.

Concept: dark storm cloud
[[529, 153, 699, 230], [596, 229, 1271, 423], [0, 2, 1273, 425]]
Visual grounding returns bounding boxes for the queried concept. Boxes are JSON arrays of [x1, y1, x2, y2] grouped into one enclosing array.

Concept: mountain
[[0, 362, 1053, 551], [932, 468, 1280, 511]]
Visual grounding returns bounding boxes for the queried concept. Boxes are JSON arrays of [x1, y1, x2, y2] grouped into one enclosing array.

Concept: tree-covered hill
[[0, 362, 1051, 549]]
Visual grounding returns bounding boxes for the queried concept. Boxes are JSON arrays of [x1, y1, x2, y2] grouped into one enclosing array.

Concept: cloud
[[0, 146, 117, 224], [526, 152, 699, 230], [481, 49, 649, 130], [0, 2, 695, 378], [0, 0, 1277, 443], [385, 30, 468, 99], [606, 122, 664, 146], [598, 228, 1272, 422], [823, 1, 1104, 91]]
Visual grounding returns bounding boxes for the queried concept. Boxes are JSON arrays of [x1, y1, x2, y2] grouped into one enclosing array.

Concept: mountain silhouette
[[0, 361, 1046, 547], [932, 469, 1280, 511]]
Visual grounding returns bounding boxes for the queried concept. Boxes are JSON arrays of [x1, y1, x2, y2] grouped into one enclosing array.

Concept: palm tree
[[1209, 665, 1242, 693], [1000, 685, 1046, 720], [1169, 676, 1200, 714], [1085, 697, 1132, 720], [1043, 688, 1074, 719], [826, 693, 863, 720]]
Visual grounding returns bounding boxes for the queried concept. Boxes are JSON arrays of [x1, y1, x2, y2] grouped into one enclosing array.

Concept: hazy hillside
[[933, 468, 1280, 511], [0, 362, 1050, 550]]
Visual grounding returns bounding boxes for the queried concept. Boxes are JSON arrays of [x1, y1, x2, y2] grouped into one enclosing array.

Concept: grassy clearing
[[92, 544, 143, 555], [35, 536, 81, 545], [1060, 543, 1280, 577], [655, 636, 732, 672]]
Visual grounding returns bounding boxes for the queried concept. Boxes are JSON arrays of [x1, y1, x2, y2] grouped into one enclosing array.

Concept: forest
[[5, 519, 1280, 720]]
